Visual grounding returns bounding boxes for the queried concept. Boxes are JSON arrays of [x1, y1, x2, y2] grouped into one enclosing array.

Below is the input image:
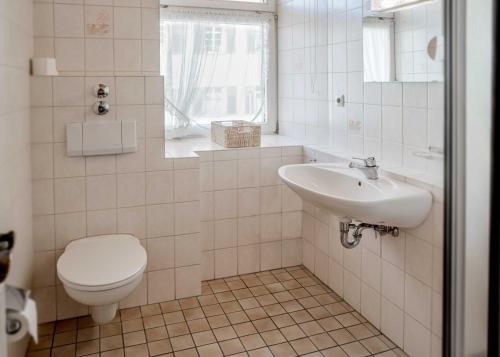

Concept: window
[[160, 8, 277, 138], [204, 26, 222, 52]]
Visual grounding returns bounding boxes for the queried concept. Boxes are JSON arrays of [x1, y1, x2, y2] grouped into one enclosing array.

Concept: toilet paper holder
[[5, 285, 38, 343], [6, 286, 28, 335]]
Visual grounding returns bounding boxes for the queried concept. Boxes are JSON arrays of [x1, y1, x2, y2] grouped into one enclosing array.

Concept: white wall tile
[[175, 234, 201, 267]]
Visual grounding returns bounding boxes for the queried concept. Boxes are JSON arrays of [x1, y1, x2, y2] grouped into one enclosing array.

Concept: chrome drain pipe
[[340, 222, 362, 249], [340, 221, 400, 249]]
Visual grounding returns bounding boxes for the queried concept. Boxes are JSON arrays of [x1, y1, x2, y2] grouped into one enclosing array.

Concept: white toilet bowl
[[57, 234, 147, 324]]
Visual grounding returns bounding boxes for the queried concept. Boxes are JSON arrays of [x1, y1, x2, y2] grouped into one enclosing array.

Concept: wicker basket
[[211, 120, 261, 148]]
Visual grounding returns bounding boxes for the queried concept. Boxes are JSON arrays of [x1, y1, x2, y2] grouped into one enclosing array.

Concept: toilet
[[57, 234, 147, 324]]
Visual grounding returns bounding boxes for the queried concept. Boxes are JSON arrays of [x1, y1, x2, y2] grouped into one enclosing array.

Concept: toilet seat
[[57, 234, 147, 292]]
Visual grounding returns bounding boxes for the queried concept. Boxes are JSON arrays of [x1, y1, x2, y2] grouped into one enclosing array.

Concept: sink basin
[[278, 163, 432, 228]]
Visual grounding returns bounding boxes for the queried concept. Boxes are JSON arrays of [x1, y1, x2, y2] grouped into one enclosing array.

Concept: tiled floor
[[27, 266, 409, 357]]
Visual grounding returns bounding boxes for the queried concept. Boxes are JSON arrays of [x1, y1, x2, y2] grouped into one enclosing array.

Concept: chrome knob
[[93, 101, 109, 115], [94, 84, 109, 98]]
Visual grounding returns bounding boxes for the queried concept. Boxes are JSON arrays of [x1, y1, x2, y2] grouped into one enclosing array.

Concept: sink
[[278, 163, 432, 228]]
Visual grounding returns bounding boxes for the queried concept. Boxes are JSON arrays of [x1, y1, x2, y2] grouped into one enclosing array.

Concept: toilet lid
[[57, 234, 147, 289]]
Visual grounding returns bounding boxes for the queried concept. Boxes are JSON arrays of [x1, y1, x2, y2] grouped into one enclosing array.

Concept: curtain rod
[[160, 4, 277, 16]]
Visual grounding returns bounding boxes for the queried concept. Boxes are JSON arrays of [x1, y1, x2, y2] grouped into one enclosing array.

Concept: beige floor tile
[[308, 306, 331, 319], [269, 342, 297, 357], [143, 314, 165, 329], [290, 309, 313, 324], [160, 300, 181, 313], [55, 319, 77, 333], [187, 318, 211, 333], [175, 347, 198, 356], [252, 317, 276, 332], [123, 330, 146, 347], [198, 295, 219, 306], [260, 329, 286, 345], [247, 347, 273, 356], [245, 307, 267, 320], [124, 343, 149, 357], [50, 344, 76, 357], [148, 338, 173, 355], [220, 301, 242, 314], [215, 291, 236, 303], [180, 297, 200, 309], [145, 326, 168, 342], [53, 330, 77, 347], [39, 322, 56, 336], [170, 334, 195, 351], [184, 307, 205, 320], [299, 320, 324, 336], [100, 335, 124, 351], [340, 341, 371, 357], [239, 297, 260, 310], [321, 346, 349, 357], [233, 289, 253, 300], [233, 322, 258, 337], [120, 307, 142, 321], [77, 326, 99, 342], [280, 325, 306, 341], [271, 314, 295, 328], [163, 311, 185, 325], [360, 336, 391, 354], [76, 339, 99, 356], [122, 318, 144, 334], [318, 317, 343, 332], [309, 332, 337, 350], [100, 322, 123, 338], [325, 303, 349, 316], [29, 335, 52, 351], [329, 329, 356, 345], [227, 311, 250, 324], [212, 325, 237, 341], [140, 304, 161, 317], [262, 303, 286, 317], [197, 342, 223, 357], [219, 338, 245, 355], [281, 300, 303, 313], [26, 350, 51, 357], [347, 324, 375, 340], [290, 337, 317, 355], [240, 333, 266, 350], [167, 322, 190, 337], [207, 314, 230, 328], [100, 348, 125, 357], [192, 330, 216, 346], [202, 304, 224, 317]]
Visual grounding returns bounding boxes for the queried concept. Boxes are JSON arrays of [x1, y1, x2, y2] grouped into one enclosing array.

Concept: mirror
[[363, 0, 443, 83]]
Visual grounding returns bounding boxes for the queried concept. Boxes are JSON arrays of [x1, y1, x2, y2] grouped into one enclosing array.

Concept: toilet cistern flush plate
[[278, 163, 432, 228]]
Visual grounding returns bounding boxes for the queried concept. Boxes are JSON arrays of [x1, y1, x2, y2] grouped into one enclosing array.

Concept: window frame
[[160, 5, 278, 135], [161, 0, 276, 13]]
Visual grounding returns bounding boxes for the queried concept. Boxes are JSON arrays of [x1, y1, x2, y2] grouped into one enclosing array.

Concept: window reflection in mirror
[[363, 0, 443, 83]]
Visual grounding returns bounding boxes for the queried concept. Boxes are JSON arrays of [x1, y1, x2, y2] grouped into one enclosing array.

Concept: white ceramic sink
[[278, 163, 432, 228]]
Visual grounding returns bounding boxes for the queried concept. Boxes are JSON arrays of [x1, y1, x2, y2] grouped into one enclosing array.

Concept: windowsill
[[164, 134, 304, 158]]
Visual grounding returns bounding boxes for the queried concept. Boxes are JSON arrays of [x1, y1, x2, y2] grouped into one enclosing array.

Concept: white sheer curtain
[[160, 7, 274, 139], [363, 18, 395, 82]]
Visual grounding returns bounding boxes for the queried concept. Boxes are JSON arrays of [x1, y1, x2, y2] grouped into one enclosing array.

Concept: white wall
[[0, 0, 34, 355], [277, 0, 444, 178], [30, 0, 205, 322], [198, 146, 304, 280]]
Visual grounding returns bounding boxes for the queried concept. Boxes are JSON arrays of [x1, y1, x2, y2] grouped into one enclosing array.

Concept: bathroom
[[0, 0, 495, 356]]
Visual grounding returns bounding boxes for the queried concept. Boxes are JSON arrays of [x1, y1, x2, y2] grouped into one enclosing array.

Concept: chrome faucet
[[348, 157, 379, 179]]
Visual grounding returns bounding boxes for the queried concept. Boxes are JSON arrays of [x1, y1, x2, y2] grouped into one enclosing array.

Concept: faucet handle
[[352, 157, 377, 167]]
